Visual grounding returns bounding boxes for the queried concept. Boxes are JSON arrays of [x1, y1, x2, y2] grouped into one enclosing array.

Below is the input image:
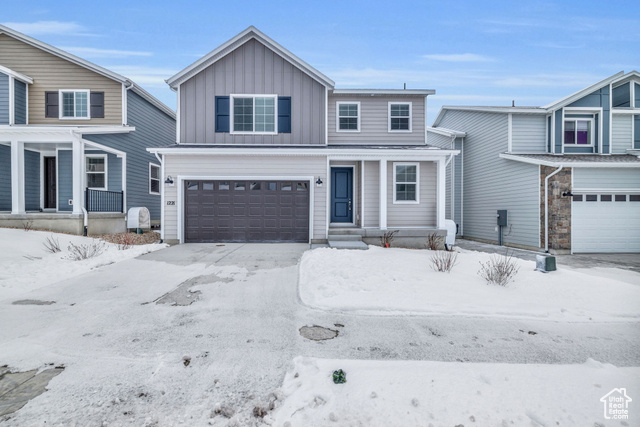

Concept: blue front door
[[331, 167, 353, 223]]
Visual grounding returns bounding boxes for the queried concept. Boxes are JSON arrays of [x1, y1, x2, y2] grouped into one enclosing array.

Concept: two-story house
[[429, 71, 640, 253], [149, 26, 458, 245], [0, 24, 175, 235]]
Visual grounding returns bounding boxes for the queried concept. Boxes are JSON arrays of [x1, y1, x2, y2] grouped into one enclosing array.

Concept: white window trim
[[229, 94, 278, 135], [563, 117, 595, 147], [85, 154, 107, 190], [388, 102, 412, 133], [393, 162, 420, 204], [59, 89, 91, 120], [336, 101, 361, 132], [149, 163, 160, 195]]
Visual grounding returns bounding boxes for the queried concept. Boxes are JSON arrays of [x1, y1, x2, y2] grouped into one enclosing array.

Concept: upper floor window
[[86, 155, 107, 190], [60, 90, 90, 119], [230, 95, 277, 134], [393, 162, 419, 203], [564, 119, 593, 146], [389, 102, 412, 132], [612, 82, 631, 108], [337, 102, 360, 132]]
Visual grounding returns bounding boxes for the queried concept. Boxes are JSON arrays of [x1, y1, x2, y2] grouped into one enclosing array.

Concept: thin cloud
[[493, 73, 603, 88], [423, 53, 494, 62], [107, 65, 178, 87], [1, 20, 88, 36], [60, 46, 152, 58]]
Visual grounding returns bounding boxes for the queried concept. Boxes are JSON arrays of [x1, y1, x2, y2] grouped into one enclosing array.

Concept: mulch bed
[[95, 231, 161, 245]]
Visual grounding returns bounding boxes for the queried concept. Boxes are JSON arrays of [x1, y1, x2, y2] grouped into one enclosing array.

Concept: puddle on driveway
[[11, 300, 56, 306], [0, 365, 64, 417], [152, 274, 233, 306], [299, 325, 339, 341]]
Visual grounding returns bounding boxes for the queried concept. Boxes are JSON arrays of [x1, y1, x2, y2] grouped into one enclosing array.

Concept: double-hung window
[[231, 95, 277, 134], [337, 102, 360, 132], [149, 163, 160, 195], [86, 155, 107, 190], [389, 102, 412, 132], [393, 162, 419, 203], [60, 90, 90, 119], [564, 119, 593, 146]]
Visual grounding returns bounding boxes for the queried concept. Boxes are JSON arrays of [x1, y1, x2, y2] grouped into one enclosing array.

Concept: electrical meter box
[[497, 210, 508, 226]]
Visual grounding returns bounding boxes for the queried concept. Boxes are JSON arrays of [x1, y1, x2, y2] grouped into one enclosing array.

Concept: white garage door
[[572, 193, 640, 253]]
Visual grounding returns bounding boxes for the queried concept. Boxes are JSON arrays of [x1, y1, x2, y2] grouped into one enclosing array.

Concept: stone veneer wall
[[540, 166, 572, 252]]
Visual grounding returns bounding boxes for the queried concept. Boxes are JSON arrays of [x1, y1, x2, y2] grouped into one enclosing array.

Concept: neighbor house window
[[60, 90, 90, 119], [564, 119, 593, 145], [389, 102, 412, 132], [86, 155, 106, 190], [230, 95, 276, 134], [337, 102, 360, 131], [393, 162, 419, 203], [149, 163, 160, 195]]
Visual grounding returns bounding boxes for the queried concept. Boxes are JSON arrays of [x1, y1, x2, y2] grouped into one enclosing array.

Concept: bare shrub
[[430, 250, 458, 273], [478, 250, 520, 286], [379, 230, 399, 247], [67, 241, 106, 261], [114, 233, 134, 250], [22, 221, 33, 232], [43, 236, 62, 253], [426, 233, 443, 250]]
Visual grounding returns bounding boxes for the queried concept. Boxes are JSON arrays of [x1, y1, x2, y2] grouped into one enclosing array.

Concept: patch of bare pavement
[[0, 365, 64, 419]]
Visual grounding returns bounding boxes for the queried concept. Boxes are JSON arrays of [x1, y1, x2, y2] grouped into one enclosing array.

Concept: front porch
[[0, 212, 126, 235]]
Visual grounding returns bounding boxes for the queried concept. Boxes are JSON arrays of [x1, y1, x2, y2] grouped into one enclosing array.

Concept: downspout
[[154, 151, 165, 243], [544, 165, 563, 253]]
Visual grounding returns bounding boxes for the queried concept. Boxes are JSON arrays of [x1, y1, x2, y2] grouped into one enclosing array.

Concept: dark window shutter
[[278, 96, 291, 133], [90, 92, 104, 118], [45, 91, 59, 118], [215, 96, 230, 132]]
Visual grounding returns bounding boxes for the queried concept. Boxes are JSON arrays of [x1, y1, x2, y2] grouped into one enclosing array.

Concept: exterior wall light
[[315, 177, 323, 187], [165, 175, 174, 184]]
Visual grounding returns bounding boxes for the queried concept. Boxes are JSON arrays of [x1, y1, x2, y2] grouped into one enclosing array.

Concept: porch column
[[437, 158, 446, 229], [379, 159, 387, 230], [71, 137, 85, 214], [10, 140, 25, 214]]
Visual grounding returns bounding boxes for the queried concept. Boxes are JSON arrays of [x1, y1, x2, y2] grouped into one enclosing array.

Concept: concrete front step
[[327, 234, 363, 241], [327, 240, 369, 250]]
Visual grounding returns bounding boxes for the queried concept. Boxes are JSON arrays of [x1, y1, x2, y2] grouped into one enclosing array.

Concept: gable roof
[[542, 71, 625, 110], [166, 26, 335, 89], [0, 24, 175, 119], [0, 64, 33, 84]]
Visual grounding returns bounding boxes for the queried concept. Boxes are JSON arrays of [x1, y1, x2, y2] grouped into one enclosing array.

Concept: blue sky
[[2, 0, 639, 123]]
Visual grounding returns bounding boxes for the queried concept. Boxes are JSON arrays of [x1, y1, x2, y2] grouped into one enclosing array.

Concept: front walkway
[[455, 238, 640, 272], [1, 243, 638, 425]]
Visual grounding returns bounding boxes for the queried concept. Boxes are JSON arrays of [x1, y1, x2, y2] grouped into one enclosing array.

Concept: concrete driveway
[[1, 242, 639, 426]]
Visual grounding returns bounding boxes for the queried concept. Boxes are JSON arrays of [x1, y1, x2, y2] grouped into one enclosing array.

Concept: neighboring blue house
[[429, 71, 640, 254], [0, 24, 175, 235]]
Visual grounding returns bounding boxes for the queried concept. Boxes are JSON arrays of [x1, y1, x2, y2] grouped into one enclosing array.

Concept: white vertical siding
[[438, 110, 540, 248], [511, 115, 547, 153], [611, 115, 632, 154], [163, 155, 327, 240]]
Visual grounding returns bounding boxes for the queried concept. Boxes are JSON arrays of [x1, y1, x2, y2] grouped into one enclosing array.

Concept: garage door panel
[[184, 179, 310, 243], [573, 194, 640, 253]]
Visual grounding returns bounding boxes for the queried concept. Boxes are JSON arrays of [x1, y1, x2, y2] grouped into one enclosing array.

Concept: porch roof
[[500, 153, 640, 168]]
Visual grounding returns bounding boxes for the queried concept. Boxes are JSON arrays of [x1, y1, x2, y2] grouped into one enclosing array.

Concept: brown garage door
[[184, 180, 310, 243]]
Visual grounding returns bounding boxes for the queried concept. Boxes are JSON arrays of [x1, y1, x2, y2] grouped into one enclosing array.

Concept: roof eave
[[542, 71, 625, 110], [499, 153, 640, 168], [332, 89, 435, 96]]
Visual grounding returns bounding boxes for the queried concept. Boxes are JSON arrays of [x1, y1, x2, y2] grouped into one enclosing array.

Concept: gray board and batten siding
[[0, 146, 40, 211], [179, 38, 326, 145], [557, 86, 610, 154], [84, 91, 175, 220], [0, 72, 8, 124], [437, 110, 540, 248], [14, 79, 27, 124], [327, 95, 426, 145], [0, 145, 10, 210]]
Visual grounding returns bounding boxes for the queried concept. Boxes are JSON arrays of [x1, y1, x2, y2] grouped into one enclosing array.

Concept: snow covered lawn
[[272, 356, 639, 427], [299, 247, 640, 321], [0, 228, 167, 300]]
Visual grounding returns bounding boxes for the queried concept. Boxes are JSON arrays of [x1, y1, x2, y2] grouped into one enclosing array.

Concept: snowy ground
[[0, 228, 167, 300], [1, 239, 639, 426], [299, 246, 640, 321], [273, 356, 640, 426]]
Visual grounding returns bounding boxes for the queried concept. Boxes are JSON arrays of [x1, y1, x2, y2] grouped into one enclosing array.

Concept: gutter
[[544, 165, 563, 253]]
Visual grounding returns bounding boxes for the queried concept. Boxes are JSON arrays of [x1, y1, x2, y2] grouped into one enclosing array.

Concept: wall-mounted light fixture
[[165, 175, 174, 185], [315, 177, 323, 187], [562, 191, 573, 197]]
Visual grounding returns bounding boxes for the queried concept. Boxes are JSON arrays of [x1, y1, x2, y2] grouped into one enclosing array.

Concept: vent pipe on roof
[[404, 83, 406, 90], [512, 100, 515, 107]]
